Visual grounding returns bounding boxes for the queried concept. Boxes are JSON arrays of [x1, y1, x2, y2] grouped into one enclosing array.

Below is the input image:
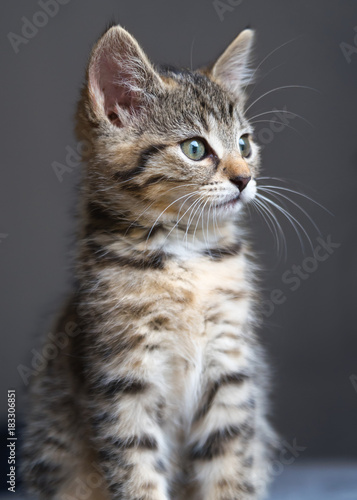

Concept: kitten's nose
[[230, 175, 251, 192]]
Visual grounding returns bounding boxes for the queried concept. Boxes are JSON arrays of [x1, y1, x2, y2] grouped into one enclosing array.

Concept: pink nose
[[230, 175, 251, 192]]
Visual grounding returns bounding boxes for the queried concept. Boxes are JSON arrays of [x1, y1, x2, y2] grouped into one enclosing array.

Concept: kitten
[[22, 25, 278, 500]]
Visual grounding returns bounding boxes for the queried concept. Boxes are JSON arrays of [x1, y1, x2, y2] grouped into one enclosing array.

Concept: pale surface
[[4, 463, 357, 500], [267, 462, 357, 500]]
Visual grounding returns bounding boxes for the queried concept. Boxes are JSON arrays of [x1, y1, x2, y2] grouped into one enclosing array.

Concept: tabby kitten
[[22, 25, 278, 500]]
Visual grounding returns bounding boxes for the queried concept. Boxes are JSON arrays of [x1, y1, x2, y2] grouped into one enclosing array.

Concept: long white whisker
[[256, 182, 333, 215], [245, 85, 318, 114], [251, 198, 278, 248], [125, 183, 197, 235], [257, 193, 314, 254], [200, 199, 211, 249], [184, 196, 206, 246], [250, 119, 307, 141], [211, 199, 217, 244], [174, 187, 201, 244], [257, 193, 306, 252], [206, 196, 214, 245], [146, 191, 200, 241], [246, 62, 287, 102], [252, 198, 280, 252], [161, 195, 203, 249], [193, 199, 208, 247], [252, 197, 287, 260], [249, 109, 314, 128], [243, 36, 302, 92], [174, 194, 201, 244], [258, 187, 322, 235], [213, 198, 223, 238]]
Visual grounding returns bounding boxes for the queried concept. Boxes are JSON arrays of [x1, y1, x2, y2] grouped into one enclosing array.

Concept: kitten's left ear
[[210, 29, 255, 98]]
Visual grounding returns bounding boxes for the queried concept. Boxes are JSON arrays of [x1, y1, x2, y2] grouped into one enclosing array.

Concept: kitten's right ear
[[87, 25, 163, 127]]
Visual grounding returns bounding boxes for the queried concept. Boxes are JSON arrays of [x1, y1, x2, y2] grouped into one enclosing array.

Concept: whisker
[[161, 195, 203, 249], [258, 187, 322, 235], [211, 199, 217, 244], [249, 109, 314, 129], [251, 198, 278, 248], [146, 191, 200, 242], [257, 193, 306, 248], [257, 193, 314, 254], [212, 197, 222, 240], [257, 193, 304, 255], [206, 196, 214, 246], [174, 194, 201, 244], [193, 199, 208, 247], [125, 183, 197, 235], [252, 197, 287, 260], [245, 62, 288, 102], [245, 85, 318, 114], [256, 182, 333, 215], [251, 198, 279, 250], [250, 119, 307, 141], [243, 36, 302, 92], [184, 196, 206, 246], [200, 198, 211, 248]]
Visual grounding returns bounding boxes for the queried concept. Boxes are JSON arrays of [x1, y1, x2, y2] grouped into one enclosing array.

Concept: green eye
[[181, 138, 207, 161], [239, 134, 251, 158]]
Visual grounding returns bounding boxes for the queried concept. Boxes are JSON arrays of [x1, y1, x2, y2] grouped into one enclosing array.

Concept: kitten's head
[[77, 25, 260, 232]]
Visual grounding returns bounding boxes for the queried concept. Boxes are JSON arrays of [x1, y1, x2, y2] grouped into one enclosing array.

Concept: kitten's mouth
[[215, 194, 240, 209]]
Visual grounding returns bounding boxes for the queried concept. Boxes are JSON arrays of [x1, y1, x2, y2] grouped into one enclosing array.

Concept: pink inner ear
[[89, 51, 138, 127], [101, 55, 131, 107]]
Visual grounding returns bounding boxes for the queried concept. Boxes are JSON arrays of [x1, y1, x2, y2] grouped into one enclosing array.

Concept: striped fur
[[22, 26, 278, 500]]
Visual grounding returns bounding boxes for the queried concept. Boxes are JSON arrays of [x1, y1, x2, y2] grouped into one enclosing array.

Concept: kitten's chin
[[215, 179, 257, 218], [215, 197, 245, 219]]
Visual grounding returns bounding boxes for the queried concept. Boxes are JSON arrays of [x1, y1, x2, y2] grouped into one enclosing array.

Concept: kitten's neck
[[80, 200, 244, 262]]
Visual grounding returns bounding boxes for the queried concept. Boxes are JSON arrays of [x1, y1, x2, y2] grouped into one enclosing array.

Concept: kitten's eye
[[181, 138, 207, 161], [239, 134, 251, 158]]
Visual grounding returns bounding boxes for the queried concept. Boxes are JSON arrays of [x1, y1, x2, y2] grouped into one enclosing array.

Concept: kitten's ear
[[210, 29, 255, 98], [87, 25, 163, 127]]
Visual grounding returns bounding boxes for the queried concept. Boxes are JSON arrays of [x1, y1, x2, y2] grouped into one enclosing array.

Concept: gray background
[[1, 0, 356, 461]]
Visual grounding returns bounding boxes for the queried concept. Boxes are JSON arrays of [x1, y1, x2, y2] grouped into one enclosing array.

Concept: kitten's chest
[[180, 253, 251, 338], [163, 254, 253, 419], [101, 253, 253, 431], [131, 252, 252, 352]]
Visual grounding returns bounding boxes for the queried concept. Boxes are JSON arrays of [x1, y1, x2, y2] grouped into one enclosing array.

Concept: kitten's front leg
[[186, 333, 272, 500], [86, 361, 171, 500]]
